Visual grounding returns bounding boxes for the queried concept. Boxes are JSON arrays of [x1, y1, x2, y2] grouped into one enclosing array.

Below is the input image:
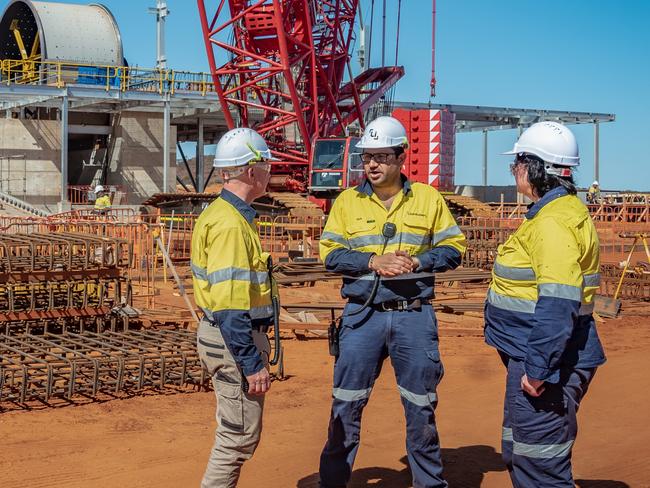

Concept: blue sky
[[4, 0, 648, 190]]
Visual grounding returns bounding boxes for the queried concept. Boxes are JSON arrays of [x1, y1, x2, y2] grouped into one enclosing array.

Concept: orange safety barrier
[[156, 211, 197, 262], [588, 202, 650, 223], [67, 185, 129, 206], [49, 207, 139, 223], [153, 211, 325, 262], [490, 199, 650, 223], [257, 214, 324, 261], [488, 202, 529, 219]]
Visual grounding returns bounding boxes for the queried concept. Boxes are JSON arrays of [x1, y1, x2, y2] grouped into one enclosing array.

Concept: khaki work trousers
[[197, 319, 271, 488]]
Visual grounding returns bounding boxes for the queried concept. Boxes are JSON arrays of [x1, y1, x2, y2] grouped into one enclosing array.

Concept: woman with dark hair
[[484, 121, 606, 487]]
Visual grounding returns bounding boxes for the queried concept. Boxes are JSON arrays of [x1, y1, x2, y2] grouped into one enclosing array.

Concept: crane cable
[[381, 0, 386, 66], [395, 0, 402, 65], [430, 0, 437, 98], [367, 0, 375, 68]]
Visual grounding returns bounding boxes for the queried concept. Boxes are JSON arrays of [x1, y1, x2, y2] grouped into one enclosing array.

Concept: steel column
[[196, 117, 204, 193], [152, 1, 168, 69], [594, 120, 600, 183], [163, 99, 170, 193], [482, 129, 488, 187], [60, 95, 69, 203]]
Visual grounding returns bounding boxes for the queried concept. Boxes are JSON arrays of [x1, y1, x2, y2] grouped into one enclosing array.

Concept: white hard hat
[[356, 116, 408, 149], [592, 180, 599, 186], [213, 128, 277, 168], [504, 121, 579, 167], [94, 185, 105, 193]]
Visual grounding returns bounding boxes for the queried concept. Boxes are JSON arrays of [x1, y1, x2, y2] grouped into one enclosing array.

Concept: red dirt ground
[[1, 285, 649, 488]]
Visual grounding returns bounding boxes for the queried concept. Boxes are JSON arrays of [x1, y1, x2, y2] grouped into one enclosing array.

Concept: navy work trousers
[[319, 303, 447, 488], [501, 355, 596, 487]]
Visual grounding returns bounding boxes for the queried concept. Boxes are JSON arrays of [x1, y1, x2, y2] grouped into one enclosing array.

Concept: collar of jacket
[[526, 186, 568, 219], [220, 188, 257, 224], [355, 173, 412, 197]]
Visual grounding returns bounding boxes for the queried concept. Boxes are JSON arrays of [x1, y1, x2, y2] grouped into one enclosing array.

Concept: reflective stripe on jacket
[[320, 177, 467, 303], [484, 187, 606, 383], [190, 190, 273, 375]]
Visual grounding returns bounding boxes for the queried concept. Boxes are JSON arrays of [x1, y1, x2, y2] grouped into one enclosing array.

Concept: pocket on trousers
[[426, 348, 445, 384], [513, 383, 566, 438], [216, 382, 245, 433], [425, 306, 439, 339], [197, 325, 226, 373]]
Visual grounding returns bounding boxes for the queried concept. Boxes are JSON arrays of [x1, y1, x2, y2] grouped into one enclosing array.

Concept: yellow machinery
[[1, 19, 40, 83]]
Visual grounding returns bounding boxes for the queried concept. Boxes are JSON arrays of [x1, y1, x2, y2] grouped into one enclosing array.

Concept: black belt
[[350, 298, 430, 312]]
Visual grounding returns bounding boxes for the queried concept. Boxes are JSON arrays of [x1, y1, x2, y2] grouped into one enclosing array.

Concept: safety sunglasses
[[253, 160, 271, 171], [509, 161, 526, 175], [360, 152, 397, 164]]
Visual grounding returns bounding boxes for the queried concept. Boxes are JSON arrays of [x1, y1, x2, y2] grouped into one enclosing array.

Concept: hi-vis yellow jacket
[[94, 195, 111, 210], [191, 189, 273, 376], [320, 177, 467, 304], [484, 187, 606, 383]]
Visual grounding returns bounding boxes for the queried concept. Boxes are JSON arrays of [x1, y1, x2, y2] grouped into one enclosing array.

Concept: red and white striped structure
[[393, 108, 456, 191]]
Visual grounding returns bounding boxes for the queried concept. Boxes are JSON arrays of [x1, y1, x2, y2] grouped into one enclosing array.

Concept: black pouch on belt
[[328, 318, 341, 357]]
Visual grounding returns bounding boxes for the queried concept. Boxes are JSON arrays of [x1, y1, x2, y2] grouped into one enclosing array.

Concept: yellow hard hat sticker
[[245, 142, 263, 164]]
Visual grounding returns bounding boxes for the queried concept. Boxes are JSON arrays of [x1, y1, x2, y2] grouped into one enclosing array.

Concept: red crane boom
[[197, 0, 404, 191]]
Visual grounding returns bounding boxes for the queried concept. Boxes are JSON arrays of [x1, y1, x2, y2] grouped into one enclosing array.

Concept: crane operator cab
[[308, 137, 364, 193]]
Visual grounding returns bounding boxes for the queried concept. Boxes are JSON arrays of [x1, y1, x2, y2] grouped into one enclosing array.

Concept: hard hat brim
[[355, 140, 406, 149], [213, 155, 279, 168]]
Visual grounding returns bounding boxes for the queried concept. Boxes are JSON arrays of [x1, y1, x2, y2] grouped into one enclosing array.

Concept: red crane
[[197, 0, 405, 194]]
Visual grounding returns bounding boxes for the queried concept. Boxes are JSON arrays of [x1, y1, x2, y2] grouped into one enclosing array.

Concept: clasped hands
[[369, 250, 420, 277]]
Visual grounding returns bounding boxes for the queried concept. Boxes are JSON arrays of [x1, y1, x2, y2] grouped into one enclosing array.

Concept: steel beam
[[68, 124, 112, 135], [0, 84, 219, 112], [176, 142, 197, 191], [394, 101, 615, 133]]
